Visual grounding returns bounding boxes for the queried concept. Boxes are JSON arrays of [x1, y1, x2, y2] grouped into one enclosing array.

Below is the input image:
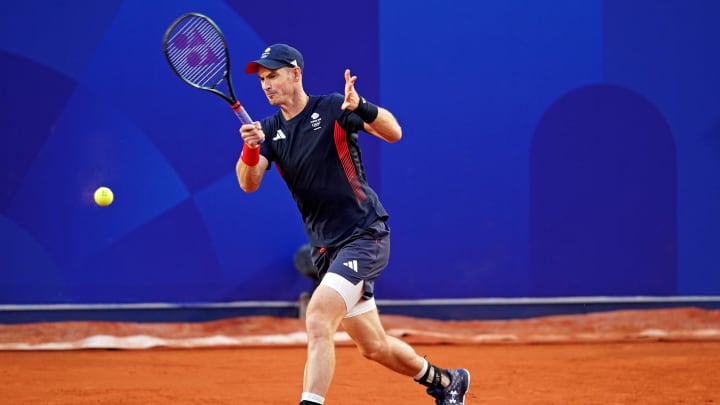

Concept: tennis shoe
[[426, 368, 470, 405]]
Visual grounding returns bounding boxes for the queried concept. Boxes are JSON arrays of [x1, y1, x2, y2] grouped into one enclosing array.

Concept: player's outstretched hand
[[341, 69, 360, 111]]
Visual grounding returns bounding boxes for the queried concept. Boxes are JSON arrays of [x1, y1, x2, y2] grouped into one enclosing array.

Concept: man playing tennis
[[236, 43, 470, 405]]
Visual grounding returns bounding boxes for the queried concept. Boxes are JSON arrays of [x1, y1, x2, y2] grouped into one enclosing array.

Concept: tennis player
[[236, 43, 470, 405]]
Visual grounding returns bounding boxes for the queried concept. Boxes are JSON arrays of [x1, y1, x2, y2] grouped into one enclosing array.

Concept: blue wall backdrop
[[1, 0, 719, 306]]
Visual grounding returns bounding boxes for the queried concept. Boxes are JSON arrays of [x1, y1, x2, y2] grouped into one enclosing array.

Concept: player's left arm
[[341, 69, 402, 143]]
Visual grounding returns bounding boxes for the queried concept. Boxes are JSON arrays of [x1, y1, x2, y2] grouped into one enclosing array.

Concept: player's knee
[[304, 314, 336, 341], [356, 337, 388, 361]]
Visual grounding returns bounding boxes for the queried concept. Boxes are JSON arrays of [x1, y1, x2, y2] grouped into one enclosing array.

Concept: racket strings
[[169, 31, 225, 86], [166, 17, 228, 89]]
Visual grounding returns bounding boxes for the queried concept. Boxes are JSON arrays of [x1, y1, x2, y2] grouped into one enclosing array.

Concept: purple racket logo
[[172, 29, 219, 67]]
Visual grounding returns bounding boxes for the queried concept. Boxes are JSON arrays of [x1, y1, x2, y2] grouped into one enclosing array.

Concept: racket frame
[[163, 12, 252, 124]]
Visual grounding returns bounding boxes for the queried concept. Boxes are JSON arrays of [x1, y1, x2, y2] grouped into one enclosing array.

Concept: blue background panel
[[1, 0, 719, 307]]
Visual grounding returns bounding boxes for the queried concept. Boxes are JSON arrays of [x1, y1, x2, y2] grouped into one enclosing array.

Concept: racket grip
[[233, 104, 264, 144], [234, 106, 253, 125]]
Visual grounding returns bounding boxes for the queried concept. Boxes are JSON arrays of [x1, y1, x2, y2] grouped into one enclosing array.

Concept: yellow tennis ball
[[94, 186, 114, 207]]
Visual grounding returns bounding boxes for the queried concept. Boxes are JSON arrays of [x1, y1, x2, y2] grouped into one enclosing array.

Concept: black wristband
[[354, 96, 379, 123]]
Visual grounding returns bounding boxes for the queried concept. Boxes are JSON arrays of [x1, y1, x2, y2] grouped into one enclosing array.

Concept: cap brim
[[245, 59, 289, 74]]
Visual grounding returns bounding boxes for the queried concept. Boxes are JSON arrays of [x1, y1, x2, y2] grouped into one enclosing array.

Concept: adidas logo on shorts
[[343, 260, 358, 272]]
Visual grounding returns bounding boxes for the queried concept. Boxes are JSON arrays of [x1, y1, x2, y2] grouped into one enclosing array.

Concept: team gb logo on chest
[[310, 112, 322, 131]]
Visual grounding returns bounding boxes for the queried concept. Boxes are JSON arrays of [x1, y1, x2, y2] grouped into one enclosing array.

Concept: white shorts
[[320, 272, 377, 318]]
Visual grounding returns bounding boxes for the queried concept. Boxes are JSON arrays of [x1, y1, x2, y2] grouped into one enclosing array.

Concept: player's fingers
[[344, 70, 357, 89], [240, 133, 253, 143], [240, 123, 261, 143], [342, 90, 355, 109], [239, 124, 253, 137], [346, 76, 357, 90], [253, 123, 266, 145], [343, 92, 359, 108], [342, 69, 359, 110]]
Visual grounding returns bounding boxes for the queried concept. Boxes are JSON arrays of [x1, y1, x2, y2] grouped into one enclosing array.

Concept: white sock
[[413, 359, 429, 380], [301, 392, 325, 404]]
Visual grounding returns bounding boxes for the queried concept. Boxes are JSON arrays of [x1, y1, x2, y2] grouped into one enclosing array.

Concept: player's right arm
[[236, 123, 268, 192]]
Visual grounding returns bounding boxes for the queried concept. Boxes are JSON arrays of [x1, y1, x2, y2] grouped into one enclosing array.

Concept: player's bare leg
[[341, 308, 426, 376], [343, 308, 471, 404], [301, 285, 346, 402]]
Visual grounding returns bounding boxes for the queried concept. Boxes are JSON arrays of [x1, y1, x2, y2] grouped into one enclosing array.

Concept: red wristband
[[241, 143, 260, 166]]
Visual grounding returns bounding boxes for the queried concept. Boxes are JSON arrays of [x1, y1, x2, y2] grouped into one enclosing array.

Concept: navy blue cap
[[245, 44, 304, 74]]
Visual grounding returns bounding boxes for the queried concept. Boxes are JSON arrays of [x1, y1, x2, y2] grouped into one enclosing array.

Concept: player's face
[[257, 66, 296, 107]]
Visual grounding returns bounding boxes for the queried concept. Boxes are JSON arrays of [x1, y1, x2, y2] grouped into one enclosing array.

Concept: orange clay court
[[1, 307, 719, 404]]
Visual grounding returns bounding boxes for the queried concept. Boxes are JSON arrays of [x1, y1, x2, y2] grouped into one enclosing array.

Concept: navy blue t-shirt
[[258, 93, 388, 247]]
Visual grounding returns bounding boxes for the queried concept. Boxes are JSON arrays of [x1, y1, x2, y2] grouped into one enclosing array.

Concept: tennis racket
[[163, 12, 253, 125]]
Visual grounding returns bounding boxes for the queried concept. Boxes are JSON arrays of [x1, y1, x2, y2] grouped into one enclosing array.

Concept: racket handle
[[233, 103, 264, 144], [234, 105, 253, 125]]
